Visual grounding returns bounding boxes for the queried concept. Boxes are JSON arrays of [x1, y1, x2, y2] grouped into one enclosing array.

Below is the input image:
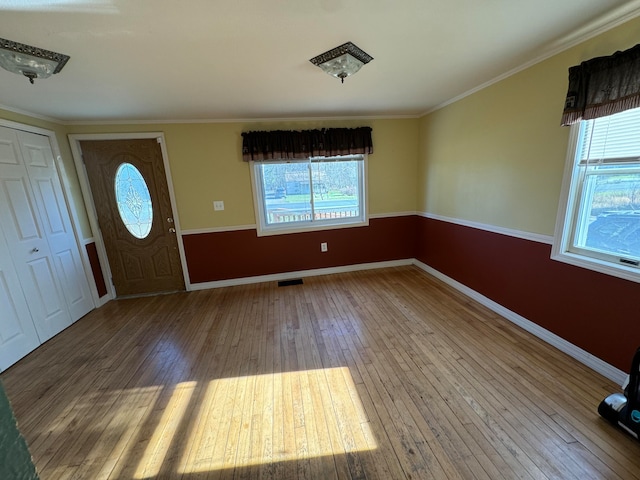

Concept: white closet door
[[0, 126, 72, 343], [0, 206, 40, 371], [16, 131, 93, 322]]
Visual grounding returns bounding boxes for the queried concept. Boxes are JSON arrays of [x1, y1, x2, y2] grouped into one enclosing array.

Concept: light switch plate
[[213, 201, 224, 211]]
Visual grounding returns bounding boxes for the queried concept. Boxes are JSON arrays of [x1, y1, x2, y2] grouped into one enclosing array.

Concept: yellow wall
[[418, 16, 640, 236], [66, 118, 419, 231]]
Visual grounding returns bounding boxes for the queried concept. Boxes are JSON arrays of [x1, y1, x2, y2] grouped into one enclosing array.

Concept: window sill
[[256, 218, 369, 237], [550, 248, 640, 284]]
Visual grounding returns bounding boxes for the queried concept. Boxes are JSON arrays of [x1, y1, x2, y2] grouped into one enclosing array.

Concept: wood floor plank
[[2, 266, 638, 480]]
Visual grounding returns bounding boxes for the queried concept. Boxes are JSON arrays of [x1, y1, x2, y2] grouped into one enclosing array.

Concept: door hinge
[[111, 277, 114, 286], [156, 137, 162, 144]]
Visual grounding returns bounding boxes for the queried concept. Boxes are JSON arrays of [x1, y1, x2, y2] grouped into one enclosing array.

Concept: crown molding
[[61, 113, 421, 126], [0, 102, 63, 124]]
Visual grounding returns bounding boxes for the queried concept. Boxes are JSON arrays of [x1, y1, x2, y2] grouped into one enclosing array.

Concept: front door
[[80, 139, 185, 297]]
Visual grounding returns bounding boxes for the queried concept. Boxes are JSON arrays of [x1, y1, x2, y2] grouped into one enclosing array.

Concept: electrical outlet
[[213, 201, 224, 211], [321, 242, 328, 252]]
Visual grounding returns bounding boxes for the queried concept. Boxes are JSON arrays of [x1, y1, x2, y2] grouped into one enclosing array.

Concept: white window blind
[[579, 108, 640, 165]]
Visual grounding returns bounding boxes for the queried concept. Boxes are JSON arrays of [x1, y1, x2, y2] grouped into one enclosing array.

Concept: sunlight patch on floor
[[34, 385, 164, 480], [134, 381, 196, 479], [129, 367, 376, 476], [180, 366, 375, 474]]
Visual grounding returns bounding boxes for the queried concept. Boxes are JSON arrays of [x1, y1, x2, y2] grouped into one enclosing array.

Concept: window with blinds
[[554, 107, 640, 279]]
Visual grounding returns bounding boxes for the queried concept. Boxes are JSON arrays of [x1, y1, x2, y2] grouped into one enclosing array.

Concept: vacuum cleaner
[[598, 347, 640, 440]]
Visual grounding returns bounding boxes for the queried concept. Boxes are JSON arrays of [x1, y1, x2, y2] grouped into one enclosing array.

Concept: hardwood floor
[[2, 266, 638, 479]]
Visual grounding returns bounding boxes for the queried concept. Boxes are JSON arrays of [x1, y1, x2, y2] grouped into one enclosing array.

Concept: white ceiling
[[1, 0, 639, 123]]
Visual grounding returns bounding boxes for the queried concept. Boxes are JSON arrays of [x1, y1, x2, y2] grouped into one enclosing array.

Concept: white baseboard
[[413, 260, 627, 386], [188, 259, 414, 290]]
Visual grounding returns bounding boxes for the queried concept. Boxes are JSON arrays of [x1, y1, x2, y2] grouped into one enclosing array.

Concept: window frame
[[552, 119, 640, 284], [249, 154, 368, 237]]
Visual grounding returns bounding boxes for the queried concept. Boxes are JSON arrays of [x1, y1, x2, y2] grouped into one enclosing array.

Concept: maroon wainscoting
[[85, 242, 108, 298], [416, 216, 640, 372], [183, 216, 417, 284]]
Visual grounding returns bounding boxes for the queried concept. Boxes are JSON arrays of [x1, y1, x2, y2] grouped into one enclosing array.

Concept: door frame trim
[[68, 132, 191, 299], [0, 119, 100, 308]]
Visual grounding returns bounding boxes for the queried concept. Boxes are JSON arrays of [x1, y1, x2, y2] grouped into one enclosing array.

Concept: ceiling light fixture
[[310, 42, 373, 84], [0, 37, 70, 84]]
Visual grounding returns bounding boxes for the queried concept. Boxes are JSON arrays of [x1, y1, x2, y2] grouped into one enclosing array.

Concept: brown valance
[[241, 127, 373, 161], [561, 43, 640, 126]]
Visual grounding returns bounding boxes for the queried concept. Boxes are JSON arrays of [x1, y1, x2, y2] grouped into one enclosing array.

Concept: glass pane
[[114, 163, 153, 239], [311, 160, 360, 220], [577, 172, 640, 258], [261, 162, 311, 225]]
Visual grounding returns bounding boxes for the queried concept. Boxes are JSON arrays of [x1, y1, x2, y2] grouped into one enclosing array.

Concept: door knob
[[167, 217, 174, 223], [169, 228, 176, 233], [31, 247, 39, 253]]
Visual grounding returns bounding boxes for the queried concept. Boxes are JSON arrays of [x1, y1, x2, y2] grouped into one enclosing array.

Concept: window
[[114, 162, 153, 239], [553, 107, 640, 282], [250, 155, 367, 236]]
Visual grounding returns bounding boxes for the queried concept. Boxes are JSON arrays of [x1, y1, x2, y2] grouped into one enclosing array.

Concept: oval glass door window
[[114, 163, 153, 239]]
